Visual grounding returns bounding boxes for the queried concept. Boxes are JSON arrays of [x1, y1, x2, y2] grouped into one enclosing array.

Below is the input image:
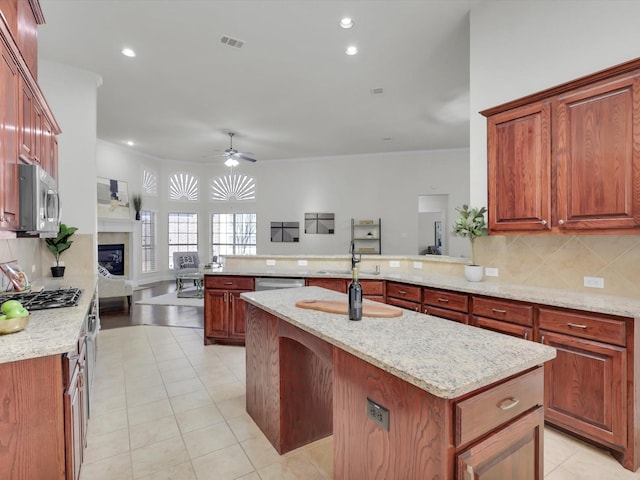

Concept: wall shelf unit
[[351, 218, 381, 254]]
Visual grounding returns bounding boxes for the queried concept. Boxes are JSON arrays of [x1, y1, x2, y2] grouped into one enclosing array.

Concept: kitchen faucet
[[350, 241, 361, 269]]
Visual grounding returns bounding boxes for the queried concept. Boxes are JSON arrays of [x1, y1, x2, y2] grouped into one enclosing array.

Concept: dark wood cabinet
[[0, 36, 20, 231], [386, 281, 421, 311], [204, 276, 254, 345], [423, 287, 469, 323], [471, 296, 533, 341], [539, 307, 628, 450], [360, 279, 384, 303], [64, 340, 87, 480], [306, 277, 346, 293], [483, 58, 640, 234]]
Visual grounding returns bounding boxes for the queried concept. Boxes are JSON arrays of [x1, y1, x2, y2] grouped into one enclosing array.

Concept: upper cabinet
[[482, 59, 640, 234], [0, 0, 45, 78]]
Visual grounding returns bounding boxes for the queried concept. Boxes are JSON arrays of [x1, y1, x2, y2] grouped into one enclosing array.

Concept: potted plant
[[45, 223, 78, 277], [453, 204, 488, 282], [132, 194, 142, 220]]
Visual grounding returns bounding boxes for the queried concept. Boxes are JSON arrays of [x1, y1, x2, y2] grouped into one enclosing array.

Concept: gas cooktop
[[1, 288, 83, 310]]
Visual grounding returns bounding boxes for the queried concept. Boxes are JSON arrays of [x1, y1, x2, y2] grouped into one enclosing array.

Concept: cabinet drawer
[[473, 317, 532, 341], [386, 297, 421, 312], [424, 305, 468, 324], [205, 275, 254, 290], [472, 297, 533, 326], [538, 307, 626, 347], [386, 282, 421, 302], [423, 289, 468, 313], [360, 279, 384, 296], [455, 367, 543, 447]]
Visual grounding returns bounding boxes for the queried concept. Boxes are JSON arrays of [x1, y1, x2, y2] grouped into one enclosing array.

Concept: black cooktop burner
[[1, 288, 83, 310]]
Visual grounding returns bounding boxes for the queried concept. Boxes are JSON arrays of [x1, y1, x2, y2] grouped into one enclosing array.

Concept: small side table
[[176, 272, 204, 298]]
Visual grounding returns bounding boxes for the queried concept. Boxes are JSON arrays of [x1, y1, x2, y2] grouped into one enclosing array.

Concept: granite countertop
[[241, 286, 557, 399], [205, 267, 640, 319], [0, 274, 97, 364]]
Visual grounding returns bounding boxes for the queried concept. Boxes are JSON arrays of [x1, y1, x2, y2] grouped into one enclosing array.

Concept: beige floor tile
[[136, 461, 197, 480], [240, 433, 281, 469], [257, 450, 325, 480], [129, 414, 182, 450], [160, 365, 198, 385], [182, 421, 238, 459], [157, 356, 193, 373], [131, 436, 190, 479], [206, 379, 245, 403], [128, 398, 174, 426], [174, 403, 224, 433], [169, 389, 215, 414], [79, 451, 132, 480], [87, 407, 129, 437], [303, 436, 333, 479], [164, 377, 206, 398], [83, 426, 131, 464], [556, 442, 638, 480], [191, 444, 255, 480], [216, 394, 247, 420], [91, 389, 127, 413], [126, 383, 168, 408], [236, 473, 261, 480], [227, 412, 265, 442]]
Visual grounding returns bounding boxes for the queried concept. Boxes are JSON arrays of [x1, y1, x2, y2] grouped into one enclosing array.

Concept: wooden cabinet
[[0, 36, 20, 231], [423, 287, 469, 323], [64, 339, 88, 480], [306, 277, 346, 293], [539, 307, 628, 450], [386, 281, 421, 311], [360, 279, 384, 302], [483, 58, 640, 234], [471, 296, 533, 340], [204, 276, 254, 345]]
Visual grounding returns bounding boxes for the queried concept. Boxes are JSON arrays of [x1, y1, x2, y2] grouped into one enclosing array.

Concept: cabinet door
[[541, 330, 627, 448], [473, 316, 532, 341], [0, 39, 19, 230], [64, 364, 83, 480], [19, 76, 34, 160], [229, 289, 251, 340], [487, 102, 551, 232], [457, 406, 543, 480], [305, 277, 346, 293], [386, 296, 421, 312], [204, 289, 229, 339], [555, 73, 640, 230]]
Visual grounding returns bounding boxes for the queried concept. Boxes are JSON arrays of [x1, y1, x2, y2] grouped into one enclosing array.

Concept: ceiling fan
[[220, 132, 257, 165]]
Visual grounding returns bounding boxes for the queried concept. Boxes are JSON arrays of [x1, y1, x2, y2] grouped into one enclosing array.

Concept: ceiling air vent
[[220, 35, 245, 49], [370, 88, 384, 96]]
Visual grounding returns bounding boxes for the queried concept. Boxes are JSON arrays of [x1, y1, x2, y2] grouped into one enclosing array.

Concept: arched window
[[210, 173, 256, 201], [142, 167, 158, 196], [169, 172, 198, 201]]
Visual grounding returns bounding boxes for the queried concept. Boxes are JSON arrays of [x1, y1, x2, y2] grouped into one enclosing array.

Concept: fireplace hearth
[[98, 243, 125, 275]]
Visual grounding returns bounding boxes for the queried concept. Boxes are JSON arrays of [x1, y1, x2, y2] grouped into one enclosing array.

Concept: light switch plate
[[413, 262, 422, 269], [297, 259, 308, 266], [584, 276, 604, 288], [485, 267, 499, 277], [389, 261, 400, 268], [266, 259, 276, 266]]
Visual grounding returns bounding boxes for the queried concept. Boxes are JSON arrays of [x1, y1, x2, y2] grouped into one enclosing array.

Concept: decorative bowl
[[0, 315, 30, 335]]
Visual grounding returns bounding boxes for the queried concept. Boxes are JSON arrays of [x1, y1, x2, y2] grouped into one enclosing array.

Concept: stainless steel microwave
[[18, 164, 60, 236]]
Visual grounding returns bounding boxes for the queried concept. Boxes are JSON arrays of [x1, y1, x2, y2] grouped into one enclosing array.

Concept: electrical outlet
[[297, 259, 308, 266], [485, 267, 499, 277], [584, 276, 604, 288], [31, 264, 36, 273], [413, 262, 422, 269], [266, 259, 276, 266], [367, 397, 390, 431], [389, 261, 400, 268]]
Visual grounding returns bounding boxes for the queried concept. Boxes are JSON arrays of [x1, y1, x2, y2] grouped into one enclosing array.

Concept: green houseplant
[[132, 194, 142, 220], [45, 223, 78, 277], [453, 205, 488, 281]]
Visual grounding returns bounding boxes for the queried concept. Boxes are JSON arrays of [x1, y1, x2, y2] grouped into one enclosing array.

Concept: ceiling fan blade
[[236, 153, 257, 162]]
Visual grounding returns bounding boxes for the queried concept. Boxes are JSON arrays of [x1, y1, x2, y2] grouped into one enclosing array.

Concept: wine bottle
[[348, 266, 363, 321]]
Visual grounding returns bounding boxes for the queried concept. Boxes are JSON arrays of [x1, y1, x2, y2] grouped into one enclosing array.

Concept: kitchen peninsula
[[241, 286, 556, 479]]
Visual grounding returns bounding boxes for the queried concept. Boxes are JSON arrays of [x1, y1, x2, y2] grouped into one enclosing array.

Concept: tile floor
[[82, 325, 640, 480]]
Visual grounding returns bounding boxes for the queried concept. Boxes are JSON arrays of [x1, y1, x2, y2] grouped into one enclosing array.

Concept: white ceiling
[[37, 0, 481, 164]]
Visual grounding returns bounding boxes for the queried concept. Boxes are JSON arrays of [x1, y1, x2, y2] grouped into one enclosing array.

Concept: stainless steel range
[[1, 287, 83, 310]]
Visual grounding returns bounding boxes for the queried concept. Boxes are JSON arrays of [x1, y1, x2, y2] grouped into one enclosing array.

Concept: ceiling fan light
[[121, 47, 136, 58], [340, 17, 354, 29], [225, 158, 239, 167], [345, 45, 358, 56]]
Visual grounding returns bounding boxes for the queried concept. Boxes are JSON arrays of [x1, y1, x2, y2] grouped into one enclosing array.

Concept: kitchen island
[[241, 286, 556, 479]]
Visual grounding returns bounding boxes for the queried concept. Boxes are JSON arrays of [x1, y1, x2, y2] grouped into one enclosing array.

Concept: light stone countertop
[[241, 286, 557, 399], [0, 274, 97, 364], [206, 267, 640, 320]]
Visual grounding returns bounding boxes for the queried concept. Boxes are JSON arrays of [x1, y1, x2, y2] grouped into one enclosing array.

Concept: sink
[[316, 270, 352, 275]]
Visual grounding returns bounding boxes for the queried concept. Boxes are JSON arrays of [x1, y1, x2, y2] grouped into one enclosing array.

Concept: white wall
[[469, 0, 640, 204], [96, 141, 469, 282]]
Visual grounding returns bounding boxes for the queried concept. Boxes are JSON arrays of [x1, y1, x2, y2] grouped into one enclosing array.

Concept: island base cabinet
[[457, 406, 544, 480], [333, 347, 452, 480], [204, 276, 254, 345]]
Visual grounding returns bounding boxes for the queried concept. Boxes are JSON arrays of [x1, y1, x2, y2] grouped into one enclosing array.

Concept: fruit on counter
[[1, 300, 29, 318], [0, 314, 6, 321]]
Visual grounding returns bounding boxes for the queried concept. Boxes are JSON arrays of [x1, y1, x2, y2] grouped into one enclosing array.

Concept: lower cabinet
[[204, 276, 254, 345], [539, 307, 628, 450], [386, 281, 421, 311], [64, 340, 88, 480], [423, 288, 469, 323], [305, 277, 346, 293], [471, 296, 533, 340]]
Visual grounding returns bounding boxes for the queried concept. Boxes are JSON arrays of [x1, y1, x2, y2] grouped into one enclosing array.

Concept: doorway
[[418, 194, 448, 256]]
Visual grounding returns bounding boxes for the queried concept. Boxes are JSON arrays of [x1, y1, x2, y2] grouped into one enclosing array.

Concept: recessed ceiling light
[[345, 46, 358, 56], [340, 17, 354, 29], [121, 47, 136, 58], [126, 140, 135, 146]]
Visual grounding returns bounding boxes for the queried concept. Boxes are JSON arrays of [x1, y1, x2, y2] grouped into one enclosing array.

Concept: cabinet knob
[[558, 219, 565, 225], [540, 219, 547, 225], [497, 397, 520, 410], [437, 298, 449, 303]]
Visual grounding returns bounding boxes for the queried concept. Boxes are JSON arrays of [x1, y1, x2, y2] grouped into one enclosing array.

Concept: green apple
[[5, 307, 28, 319], [1, 300, 23, 314], [0, 314, 6, 321]]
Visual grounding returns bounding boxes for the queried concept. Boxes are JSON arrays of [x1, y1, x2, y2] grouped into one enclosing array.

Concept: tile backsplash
[[475, 234, 640, 298]]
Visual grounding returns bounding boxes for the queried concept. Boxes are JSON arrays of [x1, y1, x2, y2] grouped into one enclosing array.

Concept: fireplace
[[98, 243, 125, 275]]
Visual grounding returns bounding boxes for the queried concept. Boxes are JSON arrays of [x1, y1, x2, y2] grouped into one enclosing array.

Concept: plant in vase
[[453, 205, 488, 282], [132, 194, 142, 220], [45, 223, 78, 278]]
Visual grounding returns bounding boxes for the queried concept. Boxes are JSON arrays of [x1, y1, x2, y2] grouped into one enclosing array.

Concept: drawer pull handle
[[491, 308, 507, 314], [398, 290, 407, 295], [437, 298, 449, 303], [466, 465, 474, 479], [497, 397, 520, 410], [224, 282, 234, 285], [567, 322, 587, 329]]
